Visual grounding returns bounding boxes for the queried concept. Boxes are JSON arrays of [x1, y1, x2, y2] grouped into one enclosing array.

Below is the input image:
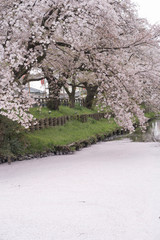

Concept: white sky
[[134, 0, 160, 24]]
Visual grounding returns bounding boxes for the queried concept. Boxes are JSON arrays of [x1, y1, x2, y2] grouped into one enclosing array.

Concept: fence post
[[52, 117, 56, 126], [30, 121, 35, 132], [39, 119, 45, 129], [49, 117, 53, 127], [35, 121, 40, 130], [61, 116, 64, 125], [44, 118, 49, 128], [66, 116, 70, 121], [57, 117, 60, 126]]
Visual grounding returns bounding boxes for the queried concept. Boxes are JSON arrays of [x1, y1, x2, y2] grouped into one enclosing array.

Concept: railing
[[33, 97, 86, 107], [60, 98, 85, 107], [33, 97, 47, 107], [29, 113, 105, 132]]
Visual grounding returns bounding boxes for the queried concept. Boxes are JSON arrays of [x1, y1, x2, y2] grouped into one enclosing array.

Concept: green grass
[[25, 118, 119, 154], [144, 112, 156, 119], [25, 109, 157, 155], [0, 103, 157, 159], [29, 105, 98, 119]]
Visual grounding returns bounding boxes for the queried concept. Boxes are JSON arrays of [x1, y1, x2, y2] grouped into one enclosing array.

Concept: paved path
[[0, 139, 160, 240]]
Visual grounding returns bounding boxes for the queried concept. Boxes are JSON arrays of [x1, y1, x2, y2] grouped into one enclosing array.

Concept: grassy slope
[[30, 105, 98, 119], [0, 105, 157, 158], [25, 118, 119, 154], [144, 112, 156, 119], [25, 106, 157, 155]]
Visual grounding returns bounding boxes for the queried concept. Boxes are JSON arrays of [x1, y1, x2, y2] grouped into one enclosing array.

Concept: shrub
[[0, 115, 26, 158]]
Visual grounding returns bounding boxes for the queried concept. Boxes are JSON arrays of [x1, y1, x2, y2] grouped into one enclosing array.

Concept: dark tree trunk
[[84, 85, 98, 109], [47, 79, 62, 111], [42, 68, 63, 111], [64, 85, 76, 108], [69, 92, 75, 108], [0, 121, 4, 147]]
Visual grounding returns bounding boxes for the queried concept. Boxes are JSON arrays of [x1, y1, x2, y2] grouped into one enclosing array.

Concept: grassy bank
[[0, 106, 109, 160], [25, 118, 120, 154], [22, 110, 158, 155], [144, 112, 157, 119], [30, 105, 98, 119], [0, 106, 157, 162]]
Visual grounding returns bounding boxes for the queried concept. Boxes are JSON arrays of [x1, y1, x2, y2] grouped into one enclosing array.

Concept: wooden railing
[[29, 113, 105, 131], [33, 97, 86, 107]]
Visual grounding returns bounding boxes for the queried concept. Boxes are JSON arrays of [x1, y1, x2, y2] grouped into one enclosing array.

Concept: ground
[[0, 139, 160, 240]]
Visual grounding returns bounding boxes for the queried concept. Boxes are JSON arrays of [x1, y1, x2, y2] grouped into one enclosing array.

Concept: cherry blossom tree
[[0, 0, 65, 126], [41, 44, 86, 109], [1, 0, 160, 131]]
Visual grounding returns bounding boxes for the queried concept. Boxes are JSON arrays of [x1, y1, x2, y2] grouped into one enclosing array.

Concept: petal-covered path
[[0, 139, 160, 240]]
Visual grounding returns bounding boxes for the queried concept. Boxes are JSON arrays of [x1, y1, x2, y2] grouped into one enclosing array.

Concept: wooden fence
[[29, 113, 105, 132]]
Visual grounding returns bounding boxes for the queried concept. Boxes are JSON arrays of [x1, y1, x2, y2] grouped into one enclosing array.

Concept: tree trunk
[[42, 67, 63, 111], [64, 85, 76, 108], [47, 80, 62, 111], [69, 92, 75, 108], [84, 85, 98, 109], [0, 120, 4, 147]]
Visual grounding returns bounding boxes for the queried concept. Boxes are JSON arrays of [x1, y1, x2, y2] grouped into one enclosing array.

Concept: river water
[[110, 118, 160, 142], [130, 118, 160, 142]]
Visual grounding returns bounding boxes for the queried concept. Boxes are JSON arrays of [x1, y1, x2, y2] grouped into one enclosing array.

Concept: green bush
[[0, 115, 26, 158]]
